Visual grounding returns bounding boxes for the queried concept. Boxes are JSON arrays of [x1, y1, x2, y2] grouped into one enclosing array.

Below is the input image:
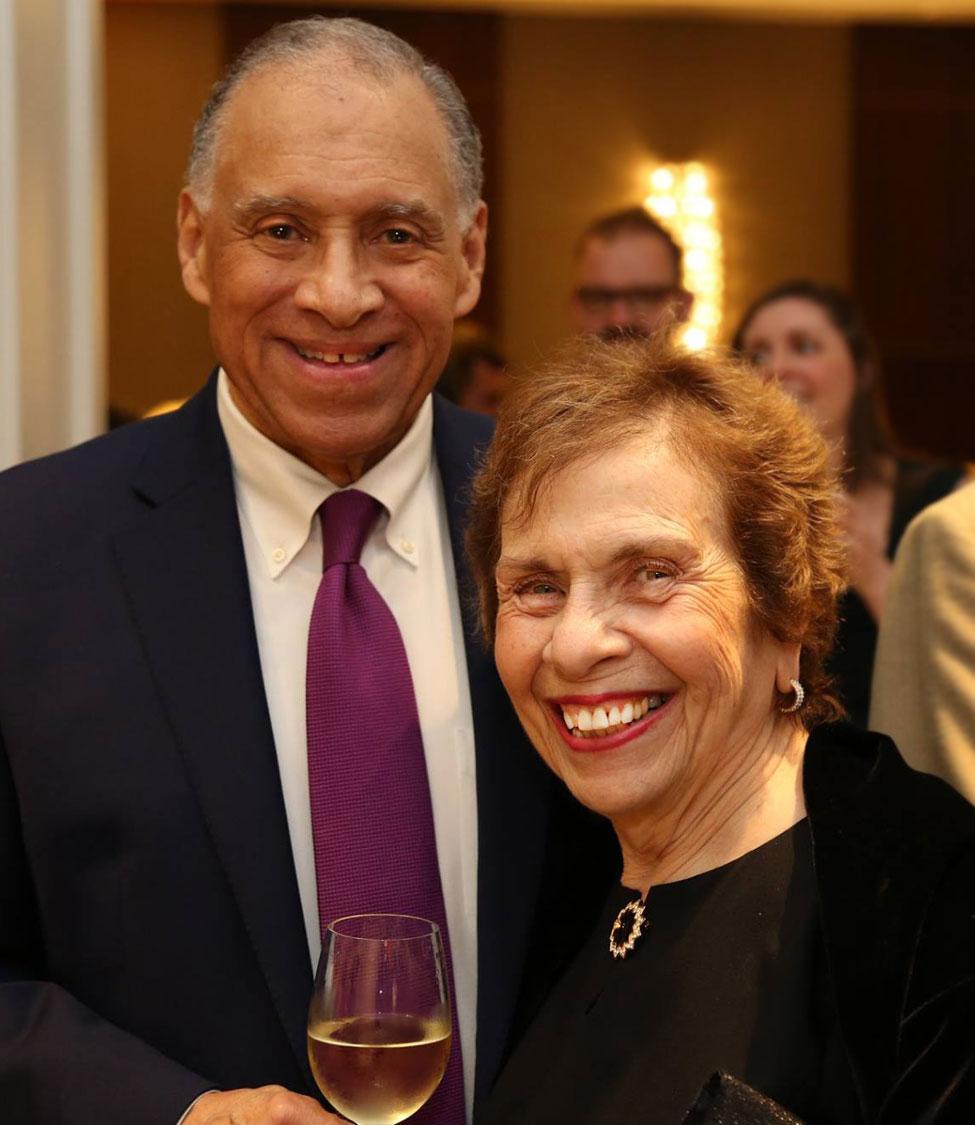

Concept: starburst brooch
[[609, 897, 647, 960]]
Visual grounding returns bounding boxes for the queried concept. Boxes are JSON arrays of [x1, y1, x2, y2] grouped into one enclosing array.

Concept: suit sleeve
[[0, 729, 214, 1125], [870, 487, 975, 804]]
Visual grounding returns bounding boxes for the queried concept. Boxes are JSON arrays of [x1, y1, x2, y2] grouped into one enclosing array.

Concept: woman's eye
[[511, 578, 562, 604], [794, 335, 819, 355], [635, 564, 673, 585], [747, 348, 768, 367], [518, 580, 558, 596]]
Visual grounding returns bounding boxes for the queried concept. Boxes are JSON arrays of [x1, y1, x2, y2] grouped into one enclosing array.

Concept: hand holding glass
[[307, 914, 452, 1125]]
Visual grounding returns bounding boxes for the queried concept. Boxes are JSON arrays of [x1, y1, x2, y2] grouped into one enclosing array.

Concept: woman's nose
[[293, 242, 384, 327], [544, 601, 630, 682], [762, 344, 802, 383]]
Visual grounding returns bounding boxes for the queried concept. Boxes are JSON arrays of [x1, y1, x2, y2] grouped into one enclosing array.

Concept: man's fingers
[[186, 1086, 345, 1123]]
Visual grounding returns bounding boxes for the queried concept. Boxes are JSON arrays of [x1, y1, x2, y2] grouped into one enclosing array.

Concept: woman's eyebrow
[[496, 536, 697, 575], [496, 555, 550, 575], [606, 535, 696, 566]]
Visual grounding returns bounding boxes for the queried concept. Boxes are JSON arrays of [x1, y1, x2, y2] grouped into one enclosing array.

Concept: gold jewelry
[[779, 678, 805, 714], [609, 897, 647, 959]]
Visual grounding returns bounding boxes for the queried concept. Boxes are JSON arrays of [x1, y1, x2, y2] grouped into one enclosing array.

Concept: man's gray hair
[[186, 16, 483, 224]]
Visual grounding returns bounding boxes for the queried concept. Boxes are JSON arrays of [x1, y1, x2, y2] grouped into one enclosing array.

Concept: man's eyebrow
[[367, 200, 446, 235], [232, 195, 309, 224], [230, 196, 447, 236]]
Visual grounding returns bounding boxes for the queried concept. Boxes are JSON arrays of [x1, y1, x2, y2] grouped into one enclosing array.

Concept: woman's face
[[494, 429, 795, 829], [739, 296, 858, 448]]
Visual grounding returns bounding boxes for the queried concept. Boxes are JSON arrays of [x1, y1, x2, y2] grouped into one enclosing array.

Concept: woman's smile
[[548, 692, 675, 752]]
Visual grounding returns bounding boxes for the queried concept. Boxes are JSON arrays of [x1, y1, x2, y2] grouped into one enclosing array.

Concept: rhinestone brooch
[[609, 897, 647, 960]]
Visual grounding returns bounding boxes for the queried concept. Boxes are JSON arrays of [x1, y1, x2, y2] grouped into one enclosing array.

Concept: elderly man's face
[[572, 232, 689, 341], [178, 63, 486, 484], [493, 431, 796, 831]]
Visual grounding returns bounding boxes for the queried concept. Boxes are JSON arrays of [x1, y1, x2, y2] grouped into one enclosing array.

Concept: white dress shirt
[[216, 371, 478, 1117]]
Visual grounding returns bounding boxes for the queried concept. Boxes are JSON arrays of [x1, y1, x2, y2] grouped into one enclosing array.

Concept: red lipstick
[[548, 694, 674, 754]]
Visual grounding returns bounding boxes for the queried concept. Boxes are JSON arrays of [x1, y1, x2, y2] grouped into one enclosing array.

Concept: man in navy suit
[[0, 16, 611, 1125]]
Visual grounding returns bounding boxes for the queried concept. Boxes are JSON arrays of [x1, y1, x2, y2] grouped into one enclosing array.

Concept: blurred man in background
[[571, 207, 691, 340]]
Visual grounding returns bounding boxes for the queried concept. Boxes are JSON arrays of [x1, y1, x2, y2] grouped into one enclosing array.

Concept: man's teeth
[[296, 345, 382, 364], [561, 695, 666, 737]]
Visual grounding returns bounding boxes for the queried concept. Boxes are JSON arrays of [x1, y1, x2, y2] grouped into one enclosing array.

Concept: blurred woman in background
[[733, 280, 961, 726]]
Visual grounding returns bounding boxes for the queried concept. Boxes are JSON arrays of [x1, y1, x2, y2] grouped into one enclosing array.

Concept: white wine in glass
[[307, 914, 452, 1125]]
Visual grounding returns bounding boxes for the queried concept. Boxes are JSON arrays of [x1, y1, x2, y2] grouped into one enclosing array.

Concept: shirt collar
[[216, 368, 433, 577]]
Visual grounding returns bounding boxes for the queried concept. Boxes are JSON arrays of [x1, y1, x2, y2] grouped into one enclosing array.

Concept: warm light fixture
[[644, 162, 723, 350]]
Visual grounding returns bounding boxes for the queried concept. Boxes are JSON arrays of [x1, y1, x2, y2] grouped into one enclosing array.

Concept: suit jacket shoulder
[[0, 382, 224, 576], [870, 480, 975, 800]]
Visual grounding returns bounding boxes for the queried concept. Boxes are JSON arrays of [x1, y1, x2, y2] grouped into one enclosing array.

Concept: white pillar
[[0, 0, 19, 467], [1, 0, 105, 470]]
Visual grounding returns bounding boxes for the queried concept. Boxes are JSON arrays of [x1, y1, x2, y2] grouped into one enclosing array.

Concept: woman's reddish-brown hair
[[466, 336, 848, 726]]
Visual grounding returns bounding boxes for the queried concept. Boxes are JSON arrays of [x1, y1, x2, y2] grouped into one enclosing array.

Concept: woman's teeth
[[561, 695, 665, 738]]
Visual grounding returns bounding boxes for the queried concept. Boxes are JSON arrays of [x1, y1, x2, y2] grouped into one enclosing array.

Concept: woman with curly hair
[[469, 338, 975, 1123]]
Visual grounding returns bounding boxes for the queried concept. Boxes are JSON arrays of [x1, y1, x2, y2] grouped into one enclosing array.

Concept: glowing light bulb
[[684, 223, 711, 248], [649, 196, 678, 218], [682, 326, 709, 351], [685, 168, 708, 195], [645, 161, 723, 346], [650, 167, 675, 192]]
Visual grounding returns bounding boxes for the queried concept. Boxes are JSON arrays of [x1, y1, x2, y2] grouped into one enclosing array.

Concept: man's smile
[[289, 340, 389, 367]]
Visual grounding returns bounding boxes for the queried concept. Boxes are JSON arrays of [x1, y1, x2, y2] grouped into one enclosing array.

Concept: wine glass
[[307, 914, 452, 1125]]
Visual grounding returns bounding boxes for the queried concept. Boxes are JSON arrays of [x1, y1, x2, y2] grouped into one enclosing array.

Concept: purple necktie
[[306, 489, 465, 1124]]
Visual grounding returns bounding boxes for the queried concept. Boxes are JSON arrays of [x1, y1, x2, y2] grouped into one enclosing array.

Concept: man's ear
[[177, 189, 212, 308], [454, 201, 488, 318], [674, 287, 694, 325]]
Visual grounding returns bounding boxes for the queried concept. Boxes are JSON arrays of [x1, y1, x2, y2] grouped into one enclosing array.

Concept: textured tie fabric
[[306, 488, 465, 1124]]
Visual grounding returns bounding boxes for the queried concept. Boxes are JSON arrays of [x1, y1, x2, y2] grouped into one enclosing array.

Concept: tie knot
[[319, 489, 383, 568]]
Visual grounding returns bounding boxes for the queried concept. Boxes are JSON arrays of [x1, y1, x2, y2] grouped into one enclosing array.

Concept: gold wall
[[500, 16, 850, 366], [105, 2, 222, 417]]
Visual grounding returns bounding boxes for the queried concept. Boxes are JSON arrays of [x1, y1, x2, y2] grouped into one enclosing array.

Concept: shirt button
[[400, 538, 415, 555], [271, 547, 287, 564]]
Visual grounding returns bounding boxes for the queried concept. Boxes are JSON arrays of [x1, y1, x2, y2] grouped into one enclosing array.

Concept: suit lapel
[[112, 379, 313, 1083], [432, 396, 552, 1097]]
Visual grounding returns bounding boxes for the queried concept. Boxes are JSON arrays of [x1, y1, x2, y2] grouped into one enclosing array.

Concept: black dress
[[480, 821, 856, 1124], [477, 726, 975, 1124], [831, 459, 961, 726]]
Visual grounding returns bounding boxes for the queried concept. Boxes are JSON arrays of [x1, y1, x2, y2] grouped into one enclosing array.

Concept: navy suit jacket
[[0, 376, 614, 1123]]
